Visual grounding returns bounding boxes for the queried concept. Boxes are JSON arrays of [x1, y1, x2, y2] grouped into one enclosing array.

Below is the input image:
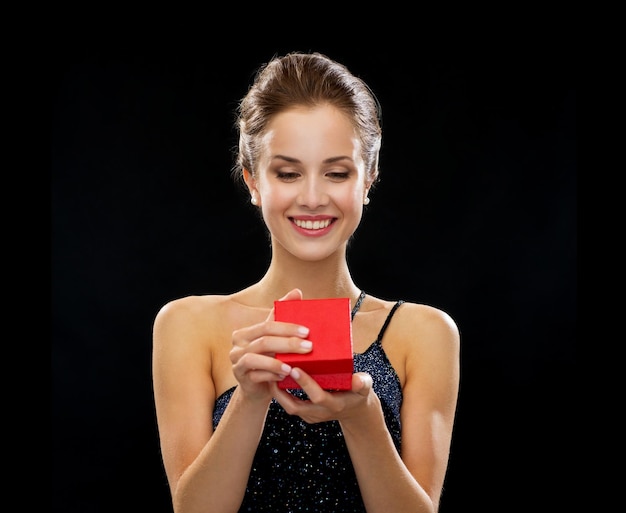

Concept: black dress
[[212, 293, 405, 512]]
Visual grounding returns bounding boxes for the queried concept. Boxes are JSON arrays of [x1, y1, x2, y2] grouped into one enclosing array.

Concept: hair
[[233, 51, 382, 187]]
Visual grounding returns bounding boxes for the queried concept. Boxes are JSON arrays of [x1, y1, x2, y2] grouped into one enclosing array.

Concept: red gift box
[[275, 297, 353, 390]]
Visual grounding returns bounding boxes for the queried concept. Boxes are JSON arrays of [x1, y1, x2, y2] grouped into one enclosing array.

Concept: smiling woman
[[151, 51, 460, 513], [246, 104, 368, 256]]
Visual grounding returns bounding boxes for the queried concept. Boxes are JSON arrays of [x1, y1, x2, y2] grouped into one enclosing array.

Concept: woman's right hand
[[229, 288, 312, 401]]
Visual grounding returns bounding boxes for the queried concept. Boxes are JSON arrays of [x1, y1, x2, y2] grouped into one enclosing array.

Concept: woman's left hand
[[271, 370, 374, 424]]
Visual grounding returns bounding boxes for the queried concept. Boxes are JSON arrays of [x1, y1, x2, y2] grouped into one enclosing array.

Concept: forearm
[[173, 389, 269, 513], [339, 400, 435, 513]]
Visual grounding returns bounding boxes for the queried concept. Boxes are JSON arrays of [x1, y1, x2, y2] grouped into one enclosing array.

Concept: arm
[[273, 303, 460, 513], [152, 297, 269, 513], [152, 290, 313, 513], [348, 304, 460, 513]]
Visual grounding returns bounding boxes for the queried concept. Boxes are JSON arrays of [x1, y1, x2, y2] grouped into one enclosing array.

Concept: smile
[[292, 218, 333, 230]]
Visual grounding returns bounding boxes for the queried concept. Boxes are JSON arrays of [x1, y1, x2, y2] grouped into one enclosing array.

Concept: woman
[[152, 51, 460, 513]]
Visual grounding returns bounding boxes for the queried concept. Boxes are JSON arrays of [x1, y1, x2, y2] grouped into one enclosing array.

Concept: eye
[[276, 171, 300, 182], [326, 171, 350, 181]]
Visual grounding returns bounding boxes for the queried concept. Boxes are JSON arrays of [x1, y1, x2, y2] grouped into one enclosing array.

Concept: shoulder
[[366, 295, 459, 344], [154, 294, 228, 326], [376, 299, 460, 369], [392, 302, 460, 386], [152, 294, 234, 353], [396, 301, 460, 344]]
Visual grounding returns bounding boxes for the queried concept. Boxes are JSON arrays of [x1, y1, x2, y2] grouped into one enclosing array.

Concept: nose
[[296, 176, 329, 209]]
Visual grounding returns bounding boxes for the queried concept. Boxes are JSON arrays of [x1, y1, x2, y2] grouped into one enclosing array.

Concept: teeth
[[294, 218, 331, 230]]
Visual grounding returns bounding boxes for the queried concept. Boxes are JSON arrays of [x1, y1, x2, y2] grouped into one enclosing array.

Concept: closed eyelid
[[326, 170, 350, 177]]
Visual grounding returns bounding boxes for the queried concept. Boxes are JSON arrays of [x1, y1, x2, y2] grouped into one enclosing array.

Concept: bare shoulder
[[151, 294, 242, 399], [373, 299, 460, 376], [396, 301, 460, 347], [366, 296, 459, 346], [151, 294, 242, 473], [152, 294, 237, 357], [154, 294, 229, 329]]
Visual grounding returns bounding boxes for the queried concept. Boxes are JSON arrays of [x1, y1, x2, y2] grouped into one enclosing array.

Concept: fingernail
[[281, 363, 292, 374], [297, 326, 309, 336], [290, 368, 301, 380], [300, 340, 312, 350]]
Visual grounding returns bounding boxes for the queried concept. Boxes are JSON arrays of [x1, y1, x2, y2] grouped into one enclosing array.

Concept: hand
[[230, 289, 312, 401], [271, 370, 375, 424]]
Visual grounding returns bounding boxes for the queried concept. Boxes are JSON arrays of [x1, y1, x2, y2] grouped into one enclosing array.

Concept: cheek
[[258, 188, 293, 226], [343, 186, 366, 208], [259, 187, 288, 209]]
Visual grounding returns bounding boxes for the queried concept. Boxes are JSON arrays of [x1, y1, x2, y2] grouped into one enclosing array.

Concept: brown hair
[[233, 52, 382, 186]]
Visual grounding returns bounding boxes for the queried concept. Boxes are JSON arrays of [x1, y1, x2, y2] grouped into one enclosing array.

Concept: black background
[[52, 32, 576, 512]]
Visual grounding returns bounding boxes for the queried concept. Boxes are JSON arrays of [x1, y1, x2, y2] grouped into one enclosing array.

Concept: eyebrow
[[272, 154, 353, 164]]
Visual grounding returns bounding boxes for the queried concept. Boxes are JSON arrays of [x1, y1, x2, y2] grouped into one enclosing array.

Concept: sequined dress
[[212, 293, 405, 512]]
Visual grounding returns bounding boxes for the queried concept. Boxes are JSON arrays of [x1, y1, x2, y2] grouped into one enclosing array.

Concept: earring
[[363, 197, 370, 205], [251, 195, 258, 205]]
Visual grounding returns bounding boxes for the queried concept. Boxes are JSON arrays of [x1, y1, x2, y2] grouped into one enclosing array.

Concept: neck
[[255, 246, 360, 301]]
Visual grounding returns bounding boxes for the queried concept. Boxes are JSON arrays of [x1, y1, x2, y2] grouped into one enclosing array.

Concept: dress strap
[[351, 290, 366, 320], [375, 300, 405, 342]]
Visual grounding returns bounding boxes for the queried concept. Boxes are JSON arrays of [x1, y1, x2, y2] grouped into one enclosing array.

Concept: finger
[[352, 372, 373, 396], [234, 334, 313, 359], [287, 368, 327, 403], [281, 288, 304, 301], [233, 352, 293, 379], [232, 321, 310, 349], [271, 379, 310, 415], [266, 288, 304, 322]]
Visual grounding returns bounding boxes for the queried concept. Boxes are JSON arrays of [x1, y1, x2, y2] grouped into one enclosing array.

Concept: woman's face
[[248, 104, 370, 262]]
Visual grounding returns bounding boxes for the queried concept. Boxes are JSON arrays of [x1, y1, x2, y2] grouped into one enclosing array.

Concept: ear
[[243, 169, 258, 195], [243, 169, 261, 206], [362, 176, 376, 205]]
